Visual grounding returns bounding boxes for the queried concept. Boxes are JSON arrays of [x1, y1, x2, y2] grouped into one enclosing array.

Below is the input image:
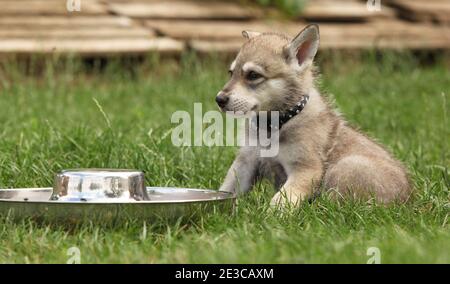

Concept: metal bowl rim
[[59, 168, 144, 173], [0, 187, 236, 204]]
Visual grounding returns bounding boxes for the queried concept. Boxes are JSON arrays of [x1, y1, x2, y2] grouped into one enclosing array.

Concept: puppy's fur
[[216, 25, 411, 206]]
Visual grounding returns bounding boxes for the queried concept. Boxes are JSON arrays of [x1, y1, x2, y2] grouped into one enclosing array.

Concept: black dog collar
[[253, 95, 310, 131]]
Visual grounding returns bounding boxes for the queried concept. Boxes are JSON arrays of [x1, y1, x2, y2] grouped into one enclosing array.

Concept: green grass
[[0, 53, 448, 263], [253, 0, 306, 17]]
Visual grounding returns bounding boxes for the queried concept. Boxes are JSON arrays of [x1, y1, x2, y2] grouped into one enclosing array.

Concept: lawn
[[0, 53, 448, 263]]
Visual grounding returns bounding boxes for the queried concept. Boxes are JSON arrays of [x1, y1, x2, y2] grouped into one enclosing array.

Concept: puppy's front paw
[[270, 191, 304, 208], [270, 192, 284, 207], [219, 184, 235, 194]]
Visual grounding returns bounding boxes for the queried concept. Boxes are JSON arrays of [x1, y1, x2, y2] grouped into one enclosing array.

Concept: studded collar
[[253, 95, 310, 131]]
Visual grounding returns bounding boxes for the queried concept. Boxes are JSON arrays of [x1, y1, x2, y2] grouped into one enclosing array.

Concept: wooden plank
[[189, 40, 243, 54], [320, 20, 450, 49], [147, 19, 449, 48], [145, 20, 294, 40], [301, 1, 375, 21], [0, 27, 155, 39], [0, 0, 107, 15], [108, 1, 262, 20], [389, 0, 450, 24], [144, 20, 386, 41], [189, 21, 450, 53], [0, 16, 136, 28], [0, 0, 105, 15], [191, 37, 450, 54], [0, 37, 185, 55]]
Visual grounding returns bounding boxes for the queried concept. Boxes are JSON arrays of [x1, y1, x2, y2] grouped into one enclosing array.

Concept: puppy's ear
[[284, 24, 320, 70], [242, 30, 261, 39]]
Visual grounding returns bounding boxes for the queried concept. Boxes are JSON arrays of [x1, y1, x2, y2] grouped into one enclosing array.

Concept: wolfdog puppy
[[215, 25, 411, 206]]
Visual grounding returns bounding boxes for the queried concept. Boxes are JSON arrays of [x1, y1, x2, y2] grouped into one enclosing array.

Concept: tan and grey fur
[[216, 25, 411, 206]]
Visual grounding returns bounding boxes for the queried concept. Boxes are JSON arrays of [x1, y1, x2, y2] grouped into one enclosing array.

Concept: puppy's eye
[[228, 70, 233, 77], [246, 71, 262, 81]]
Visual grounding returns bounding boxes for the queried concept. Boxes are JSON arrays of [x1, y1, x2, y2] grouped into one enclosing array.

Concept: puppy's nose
[[215, 93, 229, 108]]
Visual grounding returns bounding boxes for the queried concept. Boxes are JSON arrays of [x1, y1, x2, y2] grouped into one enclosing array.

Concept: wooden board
[[389, 0, 450, 24], [189, 20, 450, 53], [0, 16, 135, 28], [301, 1, 377, 21], [108, 1, 262, 20], [0, 0, 447, 55], [0, 37, 184, 56], [0, 0, 107, 15], [145, 20, 299, 40], [156, 20, 390, 42], [319, 20, 450, 49], [189, 40, 243, 54], [0, 27, 155, 39]]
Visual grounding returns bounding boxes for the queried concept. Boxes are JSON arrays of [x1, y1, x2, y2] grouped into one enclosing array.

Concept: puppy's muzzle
[[215, 91, 229, 108]]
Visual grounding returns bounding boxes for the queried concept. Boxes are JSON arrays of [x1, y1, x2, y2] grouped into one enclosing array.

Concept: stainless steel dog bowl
[[0, 169, 235, 224], [53, 169, 148, 201]]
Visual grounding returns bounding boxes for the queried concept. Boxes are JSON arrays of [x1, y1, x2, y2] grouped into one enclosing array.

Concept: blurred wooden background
[[0, 0, 448, 56]]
